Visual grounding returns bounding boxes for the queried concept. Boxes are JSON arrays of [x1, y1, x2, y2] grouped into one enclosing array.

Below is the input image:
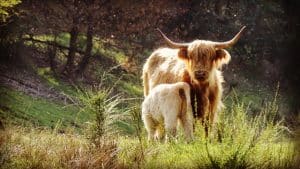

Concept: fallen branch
[[22, 37, 85, 55]]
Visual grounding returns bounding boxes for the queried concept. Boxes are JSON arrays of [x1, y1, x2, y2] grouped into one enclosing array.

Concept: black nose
[[194, 71, 207, 80]]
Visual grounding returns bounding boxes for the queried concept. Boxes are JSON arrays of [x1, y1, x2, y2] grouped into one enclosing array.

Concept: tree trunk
[[64, 24, 79, 75], [76, 14, 93, 76], [63, 0, 80, 77], [48, 35, 57, 75]]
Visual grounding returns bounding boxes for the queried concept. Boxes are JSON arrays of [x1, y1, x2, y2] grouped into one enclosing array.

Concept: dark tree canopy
[[1, 0, 299, 108]]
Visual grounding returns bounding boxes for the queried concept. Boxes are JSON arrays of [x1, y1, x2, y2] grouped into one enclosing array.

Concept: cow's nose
[[194, 71, 207, 80]]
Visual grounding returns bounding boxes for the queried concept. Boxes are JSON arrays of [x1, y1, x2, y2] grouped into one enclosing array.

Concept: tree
[[19, 0, 188, 78], [63, 0, 80, 76]]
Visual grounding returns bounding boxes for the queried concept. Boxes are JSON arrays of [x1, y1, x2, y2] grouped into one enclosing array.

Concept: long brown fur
[[142, 45, 228, 136], [143, 28, 244, 136]]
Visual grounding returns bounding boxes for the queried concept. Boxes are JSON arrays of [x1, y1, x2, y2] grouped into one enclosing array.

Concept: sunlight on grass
[[118, 94, 299, 169], [1, 86, 298, 168], [37, 67, 59, 86], [119, 81, 143, 97], [0, 86, 90, 128]]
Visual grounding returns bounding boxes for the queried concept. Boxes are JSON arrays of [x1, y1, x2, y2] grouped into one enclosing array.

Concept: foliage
[[0, 0, 21, 22], [79, 88, 122, 140]]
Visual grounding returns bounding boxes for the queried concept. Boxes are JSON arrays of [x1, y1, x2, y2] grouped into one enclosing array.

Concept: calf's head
[[157, 27, 245, 83]]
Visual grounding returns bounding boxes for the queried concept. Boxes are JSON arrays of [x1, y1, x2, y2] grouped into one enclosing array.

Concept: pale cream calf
[[142, 82, 193, 142]]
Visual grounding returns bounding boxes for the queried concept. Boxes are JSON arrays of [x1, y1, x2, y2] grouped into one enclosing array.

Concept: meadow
[[1, 78, 299, 168]]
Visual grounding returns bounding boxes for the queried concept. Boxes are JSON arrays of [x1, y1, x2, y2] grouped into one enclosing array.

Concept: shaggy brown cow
[[142, 26, 245, 136]]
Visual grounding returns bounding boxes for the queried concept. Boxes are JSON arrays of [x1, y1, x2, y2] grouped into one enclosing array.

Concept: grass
[[118, 93, 299, 169], [36, 67, 84, 98], [0, 60, 142, 132], [0, 127, 119, 169], [119, 137, 296, 168], [0, 85, 298, 168], [0, 84, 132, 169], [119, 80, 143, 97], [0, 86, 91, 129]]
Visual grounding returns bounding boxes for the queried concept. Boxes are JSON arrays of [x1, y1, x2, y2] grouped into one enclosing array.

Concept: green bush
[[78, 87, 122, 141]]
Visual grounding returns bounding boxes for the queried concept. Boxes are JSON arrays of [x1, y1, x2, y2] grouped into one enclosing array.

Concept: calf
[[142, 82, 193, 142]]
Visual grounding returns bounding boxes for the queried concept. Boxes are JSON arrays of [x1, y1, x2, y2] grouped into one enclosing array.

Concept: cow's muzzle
[[194, 70, 208, 81]]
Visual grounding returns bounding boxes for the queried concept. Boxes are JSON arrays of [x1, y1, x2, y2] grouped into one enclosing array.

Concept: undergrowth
[[0, 84, 124, 169], [0, 127, 119, 169], [118, 89, 299, 169], [0, 75, 298, 168]]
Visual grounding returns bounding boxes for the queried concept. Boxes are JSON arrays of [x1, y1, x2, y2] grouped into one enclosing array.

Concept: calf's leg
[[143, 114, 156, 141]]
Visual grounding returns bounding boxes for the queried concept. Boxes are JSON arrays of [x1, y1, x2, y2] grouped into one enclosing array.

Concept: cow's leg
[[195, 86, 210, 137], [208, 88, 219, 125], [203, 97, 210, 138], [208, 87, 222, 139], [196, 90, 209, 119], [196, 90, 203, 121], [189, 88, 197, 132], [190, 87, 196, 118]]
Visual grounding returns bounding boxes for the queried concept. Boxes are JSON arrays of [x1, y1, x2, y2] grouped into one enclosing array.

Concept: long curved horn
[[214, 26, 246, 49], [156, 28, 189, 48]]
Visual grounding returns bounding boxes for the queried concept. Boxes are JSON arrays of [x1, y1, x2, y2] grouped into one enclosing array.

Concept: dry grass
[[0, 127, 120, 169]]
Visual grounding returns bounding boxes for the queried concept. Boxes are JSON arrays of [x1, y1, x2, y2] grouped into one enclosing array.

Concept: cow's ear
[[178, 48, 188, 60], [213, 49, 231, 68]]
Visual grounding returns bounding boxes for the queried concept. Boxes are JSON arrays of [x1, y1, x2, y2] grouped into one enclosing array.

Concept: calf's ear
[[178, 48, 188, 60], [213, 49, 231, 68]]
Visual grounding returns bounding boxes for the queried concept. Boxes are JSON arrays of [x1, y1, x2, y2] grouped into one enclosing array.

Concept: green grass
[[118, 94, 299, 169], [0, 86, 92, 129], [0, 83, 298, 168], [119, 80, 143, 97], [119, 137, 296, 169], [0, 62, 142, 131], [37, 67, 60, 86], [37, 67, 82, 98]]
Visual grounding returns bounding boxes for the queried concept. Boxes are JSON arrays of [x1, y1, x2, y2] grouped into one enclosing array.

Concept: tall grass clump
[[119, 89, 298, 169], [0, 126, 120, 169], [77, 68, 126, 139], [0, 87, 123, 168], [0, 73, 126, 168], [205, 88, 294, 169], [79, 88, 121, 141], [121, 105, 147, 168]]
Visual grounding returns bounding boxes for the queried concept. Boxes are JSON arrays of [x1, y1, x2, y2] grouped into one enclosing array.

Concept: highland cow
[[142, 26, 246, 136]]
